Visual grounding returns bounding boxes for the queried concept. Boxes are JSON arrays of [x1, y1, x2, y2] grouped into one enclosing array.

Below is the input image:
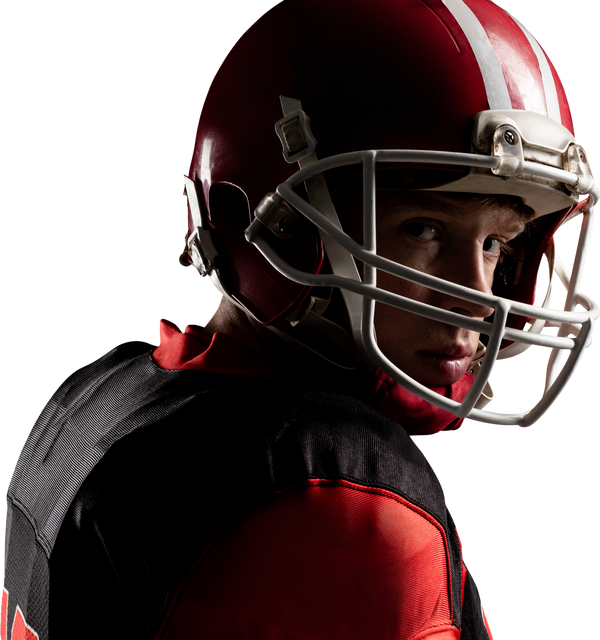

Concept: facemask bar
[[246, 148, 599, 427], [544, 206, 595, 391], [495, 239, 556, 362]]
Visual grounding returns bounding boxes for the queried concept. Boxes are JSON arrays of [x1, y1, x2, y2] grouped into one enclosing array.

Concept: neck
[[206, 297, 363, 386]]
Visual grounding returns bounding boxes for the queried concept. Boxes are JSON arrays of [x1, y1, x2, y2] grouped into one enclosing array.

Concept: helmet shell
[[189, 0, 574, 323]]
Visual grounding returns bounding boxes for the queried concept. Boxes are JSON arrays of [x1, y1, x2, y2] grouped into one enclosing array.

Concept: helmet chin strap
[[275, 96, 367, 361], [469, 342, 494, 409]]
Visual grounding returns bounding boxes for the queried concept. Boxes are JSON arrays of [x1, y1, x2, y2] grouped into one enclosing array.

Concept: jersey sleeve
[[156, 479, 463, 640]]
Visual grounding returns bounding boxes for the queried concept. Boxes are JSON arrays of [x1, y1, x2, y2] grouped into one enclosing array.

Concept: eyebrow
[[489, 220, 528, 240], [457, 211, 528, 238], [379, 200, 529, 238]]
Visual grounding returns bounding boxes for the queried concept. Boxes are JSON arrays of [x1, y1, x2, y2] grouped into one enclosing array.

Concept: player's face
[[373, 192, 526, 387]]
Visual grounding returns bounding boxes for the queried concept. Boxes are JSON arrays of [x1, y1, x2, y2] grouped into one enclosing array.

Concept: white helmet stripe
[[510, 16, 562, 123], [442, 0, 512, 110]]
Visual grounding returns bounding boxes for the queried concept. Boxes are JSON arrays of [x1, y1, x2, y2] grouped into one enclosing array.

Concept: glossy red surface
[[188, 0, 575, 324]]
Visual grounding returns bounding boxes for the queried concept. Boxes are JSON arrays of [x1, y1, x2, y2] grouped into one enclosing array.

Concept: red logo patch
[[1, 589, 7, 640], [1, 590, 39, 640]]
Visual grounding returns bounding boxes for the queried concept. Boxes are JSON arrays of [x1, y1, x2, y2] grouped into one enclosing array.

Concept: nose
[[436, 247, 495, 319]]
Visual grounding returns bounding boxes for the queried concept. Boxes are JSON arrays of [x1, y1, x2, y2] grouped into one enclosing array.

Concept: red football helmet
[[182, 0, 598, 425]]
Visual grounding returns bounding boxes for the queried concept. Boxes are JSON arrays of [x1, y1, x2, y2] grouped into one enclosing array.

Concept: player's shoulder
[[251, 387, 447, 511], [25, 341, 159, 424], [37, 339, 220, 435]]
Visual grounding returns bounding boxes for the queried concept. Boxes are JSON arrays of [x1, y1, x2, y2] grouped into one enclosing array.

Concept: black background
[[1, 0, 600, 640]]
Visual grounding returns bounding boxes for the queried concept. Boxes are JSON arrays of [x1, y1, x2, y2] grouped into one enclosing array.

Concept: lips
[[417, 345, 475, 385], [421, 344, 474, 359]]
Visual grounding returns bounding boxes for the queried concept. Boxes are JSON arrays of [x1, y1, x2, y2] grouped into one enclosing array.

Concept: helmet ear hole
[[208, 183, 251, 233]]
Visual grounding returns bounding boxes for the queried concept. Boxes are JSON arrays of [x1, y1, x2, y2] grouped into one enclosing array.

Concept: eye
[[405, 222, 437, 241], [483, 237, 503, 255]]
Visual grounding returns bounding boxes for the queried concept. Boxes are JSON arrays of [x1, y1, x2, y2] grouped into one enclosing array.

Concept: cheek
[[371, 297, 460, 388], [374, 300, 422, 336], [484, 261, 498, 289], [372, 272, 434, 351], [376, 236, 434, 275], [375, 269, 433, 303]]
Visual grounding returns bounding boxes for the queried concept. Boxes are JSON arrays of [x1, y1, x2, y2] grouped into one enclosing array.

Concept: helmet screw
[[579, 148, 588, 164], [277, 218, 290, 234], [504, 129, 517, 145]]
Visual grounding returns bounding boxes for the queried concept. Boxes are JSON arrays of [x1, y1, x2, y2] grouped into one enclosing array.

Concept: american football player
[[2, 0, 597, 638]]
